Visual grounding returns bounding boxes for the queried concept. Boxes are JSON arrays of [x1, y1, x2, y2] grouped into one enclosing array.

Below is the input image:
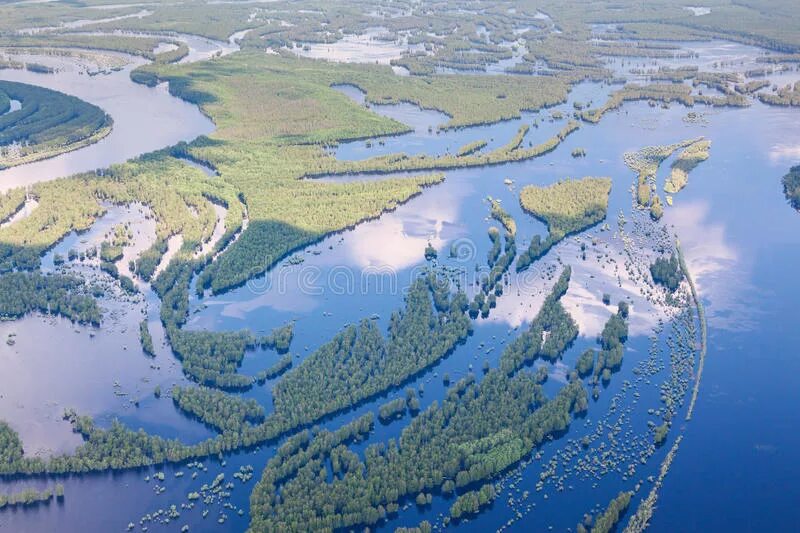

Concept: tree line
[[783, 165, 800, 210], [0, 271, 101, 325], [249, 365, 588, 531], [500, 266, 577, 374], [650, 254, 683, 292], [172, 385, 266, 433], [271, 273, 471, 429]]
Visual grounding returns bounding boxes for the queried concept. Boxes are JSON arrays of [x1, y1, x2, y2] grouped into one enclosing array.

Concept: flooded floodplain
[[1, 27, 800, 533]]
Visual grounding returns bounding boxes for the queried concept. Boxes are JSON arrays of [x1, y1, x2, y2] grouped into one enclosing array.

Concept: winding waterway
[[0, 29, 243, 191], [0, 36, 799, 533]]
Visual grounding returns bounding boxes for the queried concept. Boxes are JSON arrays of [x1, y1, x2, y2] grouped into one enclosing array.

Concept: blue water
[[2, 40, 800, 533]]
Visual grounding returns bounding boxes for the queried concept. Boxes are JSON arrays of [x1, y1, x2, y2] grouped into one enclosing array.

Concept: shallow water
[[0, 50, 214, 191], [0, 204, 213, 458], [17, 9, 154, 35], [607, 39, 800, 88], [71, 29, 241, 63], [1, 37, 800, 533], [289, 27, 425, 68]]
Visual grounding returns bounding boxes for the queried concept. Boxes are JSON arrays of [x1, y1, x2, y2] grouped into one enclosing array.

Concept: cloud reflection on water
[[666, 200, 759, 331], [205, 180, 469, 319], [768, 143, 800, 164], [487, 232, 664, 338]]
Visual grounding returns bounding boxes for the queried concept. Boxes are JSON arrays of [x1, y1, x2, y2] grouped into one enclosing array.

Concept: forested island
[[517, 177, 611, 270], [0, 80, 112, 169]]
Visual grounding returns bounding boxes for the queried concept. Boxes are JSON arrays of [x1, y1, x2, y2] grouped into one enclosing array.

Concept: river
[[0, 36, 799, 533], [0, 29, 243, 191]]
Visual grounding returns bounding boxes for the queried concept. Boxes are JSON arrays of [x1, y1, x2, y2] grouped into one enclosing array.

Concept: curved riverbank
[[677, 239, 707, 421], [0, 48, 214, 191]]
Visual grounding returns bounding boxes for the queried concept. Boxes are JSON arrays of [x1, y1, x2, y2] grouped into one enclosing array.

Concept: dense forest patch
[[664, 140, 711, 194], [0, 80, 112, 169], [517, 177, 611, 270], [0, 271, 100, 325], [519, 177, 612, 241], [783, 165, 800, 210]]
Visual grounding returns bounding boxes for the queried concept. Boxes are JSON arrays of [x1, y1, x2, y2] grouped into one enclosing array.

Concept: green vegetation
[[0, 272, 100, 325], [0, 89, 9, 115], [517, 177, 611, 270], [0, 4, 788, 525], [100, 223, 130, 263], [677, 241, 707, 422], [650, 254, 684, 292], [581, 83, 747, 124], [154, 43, 189, 65], [758, 81, 800, 106], [259, 322, 294, 354], [500, 267, 577, 373], [0, 52, 447, 298], [378, 397, 407, 423], [487, 227, 502, 266], [584, 491, 633, 533], [664, 140, 711, 194], [654, 423, 669, 446], [139, 320, 155, 357], [0, 422, 23, 467], [0, 187, 26, 224], [99, 242, 122, 263], [450, 484, 496, 520], [519, 177, 612, 241], [127, 50, 583, 293], [321, 72, 569, 131], [576, 348, 596, 377], [195, 168, 443, 294], [0, 268, 471, 476], [624, 139, 700, 219], [0, 35, 164, 59], [270, 274, 470, 429], [592, 305, 630, 387], [0, 250, 576, 500], [783, 165, 800, 210], [489, 198, 516, 236], [314, 120, 581, 184], [472, 219, 516, 320], [0, 148, 244, 274], [0, 47, 583, 299], [394, 37, 518, 76], [169, 329, 258, 390], [0, 2, 148, 35], [80, 2, 258, 41], [172, 385, 265, 433], [0, 80, 112, 169], [735, 80, 770, 94], [133, 238, 168, 282], [625, 437, 682, 533], [255, 354, 292, 383], [0, 484, 63, 509], [650, 196, 664, 220], [457, 140, 488, 157], [100, 260, 136, 294], [249, 365, 587, 531]]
